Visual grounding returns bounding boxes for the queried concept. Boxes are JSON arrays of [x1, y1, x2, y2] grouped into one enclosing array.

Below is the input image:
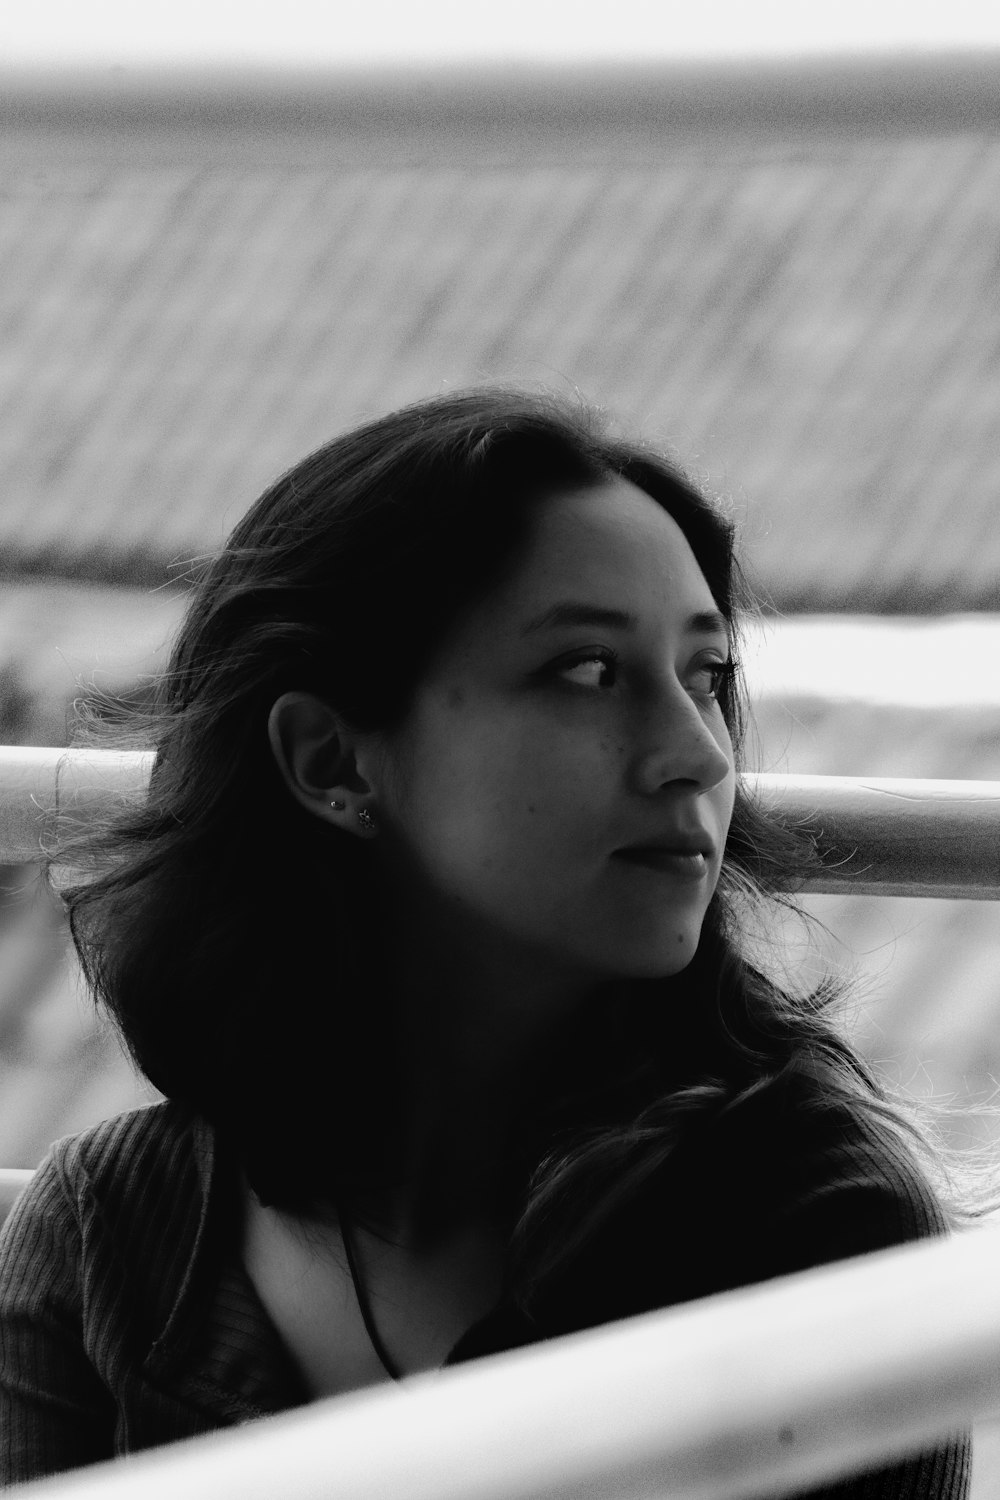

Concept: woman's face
[[365, 478, 736, 989]]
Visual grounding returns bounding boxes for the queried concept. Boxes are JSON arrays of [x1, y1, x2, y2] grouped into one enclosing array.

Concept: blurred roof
[[1, 58, 999, 610]]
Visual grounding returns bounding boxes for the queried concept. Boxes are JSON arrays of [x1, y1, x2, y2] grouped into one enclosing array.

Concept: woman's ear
[[267, 692, 376, 833]]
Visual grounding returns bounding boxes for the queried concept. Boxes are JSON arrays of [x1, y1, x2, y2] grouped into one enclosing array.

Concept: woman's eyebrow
[[521, 603, 731, 640], [689, 608, 731, 642], [521, 603, 637, 636]]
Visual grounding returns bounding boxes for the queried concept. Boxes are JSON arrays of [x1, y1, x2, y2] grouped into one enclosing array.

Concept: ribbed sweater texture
[[0, 1088, 971, 1495]]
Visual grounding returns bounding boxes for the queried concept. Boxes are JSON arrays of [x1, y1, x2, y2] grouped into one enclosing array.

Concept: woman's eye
[[691, 659, 733, 699], [556, 651, 619, 689]]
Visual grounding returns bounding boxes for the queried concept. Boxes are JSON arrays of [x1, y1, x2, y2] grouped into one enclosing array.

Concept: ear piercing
[[330, 800, 377, 835]]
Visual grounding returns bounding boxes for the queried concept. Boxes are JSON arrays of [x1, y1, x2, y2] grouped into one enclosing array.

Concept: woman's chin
[[599, 928, 703, 981]]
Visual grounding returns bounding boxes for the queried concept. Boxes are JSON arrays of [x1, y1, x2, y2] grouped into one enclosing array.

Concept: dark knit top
[[0, 1087, 970, 1496]]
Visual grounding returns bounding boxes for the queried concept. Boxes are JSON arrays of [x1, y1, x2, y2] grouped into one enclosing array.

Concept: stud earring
[[357, 807, 377, 834], [330, 799, 346, 811]]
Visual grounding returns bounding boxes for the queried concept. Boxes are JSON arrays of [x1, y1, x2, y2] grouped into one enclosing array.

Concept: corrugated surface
[[1, 134, 999, 606]]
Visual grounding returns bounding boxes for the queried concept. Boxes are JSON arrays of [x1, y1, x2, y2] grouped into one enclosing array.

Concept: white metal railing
[[0, 747, 153, 866], [0, 1169, 33, 1221], [6, 1220, 1000, 1499], [5, 54, 1000, 165], [2, 746, 999, 898]]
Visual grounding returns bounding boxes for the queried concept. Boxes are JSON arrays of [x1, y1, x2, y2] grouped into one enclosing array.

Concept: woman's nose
[[632, 687, 734, 796]]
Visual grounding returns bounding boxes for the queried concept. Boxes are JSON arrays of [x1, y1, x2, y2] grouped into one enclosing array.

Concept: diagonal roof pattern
[[1, 129, 999, 607]]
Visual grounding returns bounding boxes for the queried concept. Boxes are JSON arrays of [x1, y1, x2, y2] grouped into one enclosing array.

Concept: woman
[[0, 389, 970, 1492]]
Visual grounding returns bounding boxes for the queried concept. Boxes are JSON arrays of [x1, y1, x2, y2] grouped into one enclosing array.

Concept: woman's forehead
[[493, 479, 720, 623]]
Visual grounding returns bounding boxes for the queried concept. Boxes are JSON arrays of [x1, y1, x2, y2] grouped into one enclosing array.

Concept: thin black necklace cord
[[339, 1206, 403, 1382]]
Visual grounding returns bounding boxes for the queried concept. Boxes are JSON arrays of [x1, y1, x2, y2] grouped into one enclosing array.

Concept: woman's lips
[[612, 848, 709, 879]]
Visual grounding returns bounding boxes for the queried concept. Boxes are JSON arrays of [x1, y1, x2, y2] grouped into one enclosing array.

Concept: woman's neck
[[355, 937, 600, 1250]]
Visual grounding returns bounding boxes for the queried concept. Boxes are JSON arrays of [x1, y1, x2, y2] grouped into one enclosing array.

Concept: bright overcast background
[[2, 0, 999, 68]]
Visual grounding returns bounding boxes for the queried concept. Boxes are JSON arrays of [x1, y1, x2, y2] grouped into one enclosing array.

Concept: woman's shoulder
[[1, 1100, 222, 1356], [22, 1099, 212, 1235], [47, 1097, 204, 1183], [717, 1057, 949, 1266]]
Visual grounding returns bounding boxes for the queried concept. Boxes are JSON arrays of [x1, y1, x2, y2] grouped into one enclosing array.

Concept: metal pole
[[3, 749, 999, 896], [7, 1221, 1000, 1500]]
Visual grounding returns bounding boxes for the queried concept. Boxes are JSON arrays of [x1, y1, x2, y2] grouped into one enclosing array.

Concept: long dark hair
[[53, 388, 961, 1311]]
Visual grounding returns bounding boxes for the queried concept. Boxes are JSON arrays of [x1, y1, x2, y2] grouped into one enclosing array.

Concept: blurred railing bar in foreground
[[7, 1219, 1000, 1500], [3, 54, 1000, 171], [1, 747, 998, 899]]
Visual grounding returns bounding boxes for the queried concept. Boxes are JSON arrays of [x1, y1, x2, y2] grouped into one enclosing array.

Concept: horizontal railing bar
[[4, 54, 1000, 159], [0, 747, 154, 867], [1, 749, 998, 898], [9, 1219, 1000, 1500], [0, 1169, 34, 1218], [749, 772, 1000, 900], [0, 1168, 34, 1191]]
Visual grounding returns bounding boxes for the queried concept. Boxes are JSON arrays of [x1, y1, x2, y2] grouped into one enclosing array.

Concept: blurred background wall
[[1, 55, 999, 1175]]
